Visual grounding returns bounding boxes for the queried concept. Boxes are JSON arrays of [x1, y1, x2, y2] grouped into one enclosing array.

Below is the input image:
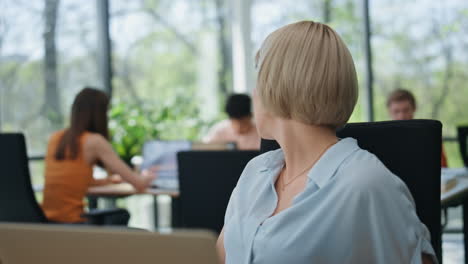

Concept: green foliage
[[444, 141, 464, 168], [3, 0, 468, 169], [109, 93, 211, 164]]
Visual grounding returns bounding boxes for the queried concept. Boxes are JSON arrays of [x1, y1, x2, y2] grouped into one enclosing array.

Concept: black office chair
[[260, 120, 442, 263], [0, 133, 128, 225], [177, 150, 260, 233], [0, 133, 48, 223], [458, 126, 468, 167]]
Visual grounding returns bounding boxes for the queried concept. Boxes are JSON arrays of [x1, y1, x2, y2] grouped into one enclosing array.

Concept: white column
[[197, 32, 219, 120], [231, 0, 254, 93]]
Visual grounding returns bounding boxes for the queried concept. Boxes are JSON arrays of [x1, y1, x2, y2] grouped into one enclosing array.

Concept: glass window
[[0, 0, 99, 156], [371, 0, 468, 166], [251, 0, 468, 167], [1, 1, 47, 155], [110, 0, 231, 141], [1, 1, 100, 186]]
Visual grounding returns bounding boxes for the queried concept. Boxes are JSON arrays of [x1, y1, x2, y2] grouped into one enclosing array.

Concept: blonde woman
[[217, 21, 436, 264]]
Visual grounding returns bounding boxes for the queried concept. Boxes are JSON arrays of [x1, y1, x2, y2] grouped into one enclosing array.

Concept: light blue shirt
[[223, 138, 437, 264]]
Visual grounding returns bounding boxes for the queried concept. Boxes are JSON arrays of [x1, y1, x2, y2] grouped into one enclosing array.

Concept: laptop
[[0, 223, 219, 264], [141, 140, 236, 189], [141, 140, 191, 189]]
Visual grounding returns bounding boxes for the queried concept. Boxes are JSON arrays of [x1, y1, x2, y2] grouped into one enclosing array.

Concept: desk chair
[[177, 150, 260, 233], [191, 142, 236, 150], [458, 126, 468, 167], [0, 223, 218, 264], [260, 120, 442, 263], [0, 133, 127, 225]]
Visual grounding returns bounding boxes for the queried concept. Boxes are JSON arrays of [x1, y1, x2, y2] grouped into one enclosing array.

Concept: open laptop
[[141, 140, 191, 189], [0, 223, 219, 264], [141, 140, 236, 189]]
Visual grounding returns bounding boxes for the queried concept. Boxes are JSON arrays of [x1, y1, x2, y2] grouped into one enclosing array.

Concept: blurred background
[[2, 0, 467, 163], [1, 0, 467, 261]]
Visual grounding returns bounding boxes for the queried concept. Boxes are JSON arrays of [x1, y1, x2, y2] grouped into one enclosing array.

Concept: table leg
[[171, 197, 182, 228], [88, 196, 117, 209], [153, 196, 159, 229], [102, 198, 117, 208], [88, 197, 98, 209], [464, 199, 468, 264]]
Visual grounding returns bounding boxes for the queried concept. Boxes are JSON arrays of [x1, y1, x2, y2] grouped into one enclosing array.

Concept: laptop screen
[[141, 140, 192, 189]]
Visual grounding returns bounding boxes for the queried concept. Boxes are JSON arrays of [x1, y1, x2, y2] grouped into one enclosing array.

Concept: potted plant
[[109, 95, 212, 166]]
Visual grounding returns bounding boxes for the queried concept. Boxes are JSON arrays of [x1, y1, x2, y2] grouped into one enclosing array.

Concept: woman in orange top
[[42, 88, 155, 224]]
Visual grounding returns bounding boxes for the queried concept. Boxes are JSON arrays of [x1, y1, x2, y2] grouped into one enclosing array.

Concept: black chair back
[[260, 120, 442, 262], [177, 151, 260, 233], [457, 126, 468, 167], [0, 133, 47, 223]]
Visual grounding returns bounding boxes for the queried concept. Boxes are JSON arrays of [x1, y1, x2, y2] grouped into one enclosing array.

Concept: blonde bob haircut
[[255, 21, 358, 128]]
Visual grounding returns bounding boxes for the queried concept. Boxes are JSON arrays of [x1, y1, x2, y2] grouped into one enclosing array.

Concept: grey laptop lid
[[141, 140, 192, 189], [0, 223, 218, 264]]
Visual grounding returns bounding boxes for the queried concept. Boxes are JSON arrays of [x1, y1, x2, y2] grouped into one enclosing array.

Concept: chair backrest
[[457, 126, 468, 167], [260, 120, 442, 262], [191, 142, 236, 151], [177, 150, 260, 233], [0, 223, 219, 264], [0, 133, 47, 223]]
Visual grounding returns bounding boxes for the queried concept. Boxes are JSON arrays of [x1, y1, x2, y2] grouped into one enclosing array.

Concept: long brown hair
[[55, 87, 109, 160]]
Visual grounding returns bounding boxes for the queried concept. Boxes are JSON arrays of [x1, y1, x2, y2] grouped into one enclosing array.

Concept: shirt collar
[[259, 138, 360, 188], [306, 138, 360, 188], [259, 148, 284, 173]]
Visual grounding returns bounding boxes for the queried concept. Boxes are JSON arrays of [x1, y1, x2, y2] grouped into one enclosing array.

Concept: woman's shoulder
[[245, 148, 282, 170], [49, 129, 65, 140], [337, 147, 406, 197], [83, 132, 107, 147], [49, 129, 101, 141], [209, 120, 231, 133]]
